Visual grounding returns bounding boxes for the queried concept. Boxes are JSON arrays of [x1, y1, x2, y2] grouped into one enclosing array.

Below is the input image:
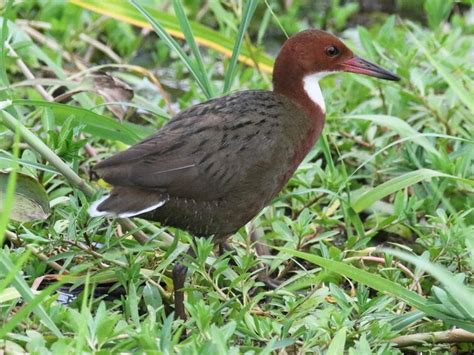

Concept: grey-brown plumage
[[93, 90, 320, 240]]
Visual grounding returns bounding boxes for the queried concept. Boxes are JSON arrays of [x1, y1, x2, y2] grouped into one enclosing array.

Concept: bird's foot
[[256, 271, 282, 290]]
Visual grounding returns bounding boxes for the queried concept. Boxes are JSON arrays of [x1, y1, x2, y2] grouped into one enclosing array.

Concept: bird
[[89, 29, 399, 319]]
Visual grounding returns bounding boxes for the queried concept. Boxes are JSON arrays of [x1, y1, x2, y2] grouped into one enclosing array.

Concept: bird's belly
[[141, 196, 259, 239]]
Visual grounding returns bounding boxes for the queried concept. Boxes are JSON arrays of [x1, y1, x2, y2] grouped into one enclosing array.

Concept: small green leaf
[[352, 169, 474, 213], [358, 27, 377, 59], [130, 0, 213, 98], [0, 99, 12, 110], [340, 114, 438, 156], [327, 327, 347, 354], [424, 0, 454, 29], [223, 0, 258, 93], [0, 287, 21, 303]]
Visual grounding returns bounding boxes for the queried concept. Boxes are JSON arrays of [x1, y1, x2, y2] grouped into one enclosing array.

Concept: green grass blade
[[130, 0, 213, 99], [172, 0, 214, 97], [0, 162, 17, 236], [0, 153, 61, 174], [0, 287, 21, 304], [391, 311, 425, 331], [223, 0, 258, 93], [347, 133, 473, 182], [70, 0, 274, 74], [383, 249, 474, 319], [0, 241, 31, 297], [0, 251, 63, 337], [279, 247, 428, 311], [0, 108, 96, 197], [407, 25, 474, 116], [0, 2, 13, 88], [12, 99, 151, 144], [278, 247, 474, 331], [352, 169, 474, 213], [263, 0, 289, 38], [0, 101, 18, 245], [340, 114, 439, 156]]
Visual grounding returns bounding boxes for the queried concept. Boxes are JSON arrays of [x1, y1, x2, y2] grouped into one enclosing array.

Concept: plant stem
[[6, 43, 54, 101], [1, 108, 96, 196], [390, 328, 474, 347], [4, 230, 66, 273]]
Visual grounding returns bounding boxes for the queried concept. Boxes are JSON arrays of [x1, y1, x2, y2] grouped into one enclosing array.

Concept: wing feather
[[95, 91, 302, 201]]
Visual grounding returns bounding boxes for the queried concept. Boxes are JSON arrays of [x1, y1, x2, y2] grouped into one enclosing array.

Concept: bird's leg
[[172, 247, 195, 321], [172, 262, 188, 320], [217, 239, 233, 256]]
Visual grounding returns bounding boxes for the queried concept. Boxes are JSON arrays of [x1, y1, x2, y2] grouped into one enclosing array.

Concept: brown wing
[[95, 91, 300, 201]]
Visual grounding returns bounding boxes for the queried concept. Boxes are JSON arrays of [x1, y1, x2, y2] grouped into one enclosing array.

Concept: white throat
[[303, 72, 329, 113]]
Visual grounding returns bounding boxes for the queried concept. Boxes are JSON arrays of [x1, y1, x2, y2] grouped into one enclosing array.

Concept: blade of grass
[[0, 287, 21, 304], [12, 99, 151, 144], [0, 245, 32, 298], [130, 0, 213, 98], [0, 105, 95, 197], [263, 0, 289, 38], [0, 1, 13, 88], [347, 133, 473, 182], [319, 133, 337, 175], [339, 114, 439, 156], [172, 0, 214, 97], [352, 168, 474, 213], [0, 108, 19, 245], [383, 249, 474, 319], [223, 0, 258, 93], [407, 24, 474, 115], [0, 150, 59, 174], [70, 0, 274, 73], [0, 78, 79, 91], [390, 311, 425, 331], [0, 250, 63, 337], [278, 247, 474, 331], [279, 247, 430, 310]]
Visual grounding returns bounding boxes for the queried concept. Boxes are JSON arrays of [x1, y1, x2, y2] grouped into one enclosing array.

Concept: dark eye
[[325, 46, 340, 57]]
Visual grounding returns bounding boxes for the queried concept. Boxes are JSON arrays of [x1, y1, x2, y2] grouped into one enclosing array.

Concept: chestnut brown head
[[274, 29, 399, 83], [272, 29, 399, 115]]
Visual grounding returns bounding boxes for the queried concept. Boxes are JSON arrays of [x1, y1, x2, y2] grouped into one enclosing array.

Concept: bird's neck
[[272, 59, 327, 181], [272, 60, 326, 137]]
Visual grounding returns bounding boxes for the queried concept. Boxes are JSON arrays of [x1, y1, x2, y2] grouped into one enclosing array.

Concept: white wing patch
[[88, 195, 168, 218], [88, 195, 112, 217], [303, 72, 330, 113], [117, 200, 167, 218]]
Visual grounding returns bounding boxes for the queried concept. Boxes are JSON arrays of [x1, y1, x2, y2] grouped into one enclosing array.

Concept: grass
[[0, 0, 473, 353]]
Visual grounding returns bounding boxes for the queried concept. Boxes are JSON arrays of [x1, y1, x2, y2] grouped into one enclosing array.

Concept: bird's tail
[[88, 187, 168, 218]]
